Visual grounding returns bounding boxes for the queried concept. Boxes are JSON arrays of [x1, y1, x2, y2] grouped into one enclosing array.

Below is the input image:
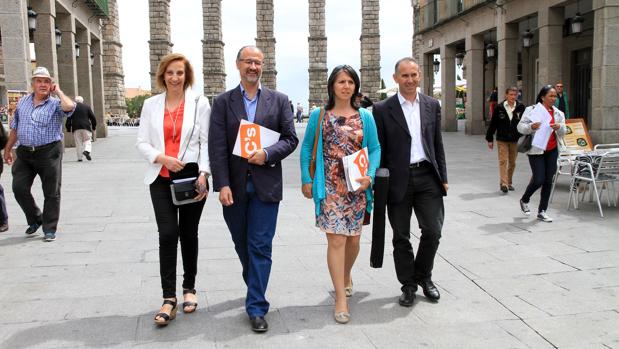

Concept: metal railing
[[415, 0, 492, 33]]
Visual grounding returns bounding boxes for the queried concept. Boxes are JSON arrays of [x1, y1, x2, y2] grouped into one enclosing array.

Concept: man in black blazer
[[208, 46, 298, 332], [66, 96, 97, 161], [372, 57, 448, 306]]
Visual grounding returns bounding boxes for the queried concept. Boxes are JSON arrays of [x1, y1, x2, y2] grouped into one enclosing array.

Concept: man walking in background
[[66, 96, 97, 161]]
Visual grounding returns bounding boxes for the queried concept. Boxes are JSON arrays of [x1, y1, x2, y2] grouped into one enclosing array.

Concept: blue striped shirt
[[11, 93, 74, 147]]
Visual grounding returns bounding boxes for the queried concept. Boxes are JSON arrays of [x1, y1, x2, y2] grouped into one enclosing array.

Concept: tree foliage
[[126, 95, 149, 118]]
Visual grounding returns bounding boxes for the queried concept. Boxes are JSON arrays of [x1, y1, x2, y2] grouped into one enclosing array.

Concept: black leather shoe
[[417, 279, 440, 301], [25, 222, 41, 236], [250, 316, 268, 333], [398, 288, 416, 307]]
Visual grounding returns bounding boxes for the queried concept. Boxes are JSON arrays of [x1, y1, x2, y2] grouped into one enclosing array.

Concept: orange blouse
[[159, 102, 185, 178]]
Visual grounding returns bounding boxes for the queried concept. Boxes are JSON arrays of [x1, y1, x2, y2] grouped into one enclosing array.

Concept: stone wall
[[148, 0, 173, 94], [308, 0, 328, 108], [256, 0, 277, 90], [102, 0, 127, 117], [360, 0, 381, 101], [202, 0, 226, 101]]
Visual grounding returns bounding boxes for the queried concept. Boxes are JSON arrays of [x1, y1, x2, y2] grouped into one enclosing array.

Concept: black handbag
[[169, 96, 203, 205], [517, 134, 533, 153]]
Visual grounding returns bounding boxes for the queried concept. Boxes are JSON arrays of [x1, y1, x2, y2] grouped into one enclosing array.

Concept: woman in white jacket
[[136, 53, 211, 325], [517, 85, 566, 222]]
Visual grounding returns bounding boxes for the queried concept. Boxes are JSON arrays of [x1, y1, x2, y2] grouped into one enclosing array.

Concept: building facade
[[412, 0, 618, 144], [0, 0, 113, 139]]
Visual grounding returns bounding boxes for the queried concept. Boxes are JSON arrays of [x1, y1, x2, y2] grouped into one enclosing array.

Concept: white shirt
[[398, 92, 427, 164], [503, 100, 516, 120]]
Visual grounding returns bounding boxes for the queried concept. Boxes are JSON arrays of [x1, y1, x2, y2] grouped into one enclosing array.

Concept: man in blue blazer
[[208, 46, 298, 332], [372, 57, 448, 307]]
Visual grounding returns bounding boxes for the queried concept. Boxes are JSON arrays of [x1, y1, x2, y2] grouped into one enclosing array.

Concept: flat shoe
[[334, 311, 350, 324]]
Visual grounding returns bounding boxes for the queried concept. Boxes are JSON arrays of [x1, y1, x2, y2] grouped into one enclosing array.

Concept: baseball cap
[[32, 67, 52, 80]]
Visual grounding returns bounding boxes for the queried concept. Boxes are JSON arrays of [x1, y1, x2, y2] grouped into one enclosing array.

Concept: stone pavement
[[0, 126, 618, 349]]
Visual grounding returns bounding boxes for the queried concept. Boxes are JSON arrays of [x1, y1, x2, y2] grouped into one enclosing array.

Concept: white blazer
[[136, 90, 211, 185]]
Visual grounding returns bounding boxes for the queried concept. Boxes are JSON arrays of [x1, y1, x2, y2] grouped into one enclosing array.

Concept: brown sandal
[[154, 298, 178, 326], [182, 289, 198, 313]]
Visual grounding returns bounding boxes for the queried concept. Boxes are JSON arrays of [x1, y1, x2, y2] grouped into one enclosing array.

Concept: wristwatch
[[199, 171, 210, 178]]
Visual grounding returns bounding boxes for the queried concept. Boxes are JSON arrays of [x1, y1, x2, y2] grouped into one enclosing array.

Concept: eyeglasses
[[239, 59, 263, 66]]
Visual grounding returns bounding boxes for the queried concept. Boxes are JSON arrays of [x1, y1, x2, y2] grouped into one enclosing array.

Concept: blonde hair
[[155, 53, 194, 91]]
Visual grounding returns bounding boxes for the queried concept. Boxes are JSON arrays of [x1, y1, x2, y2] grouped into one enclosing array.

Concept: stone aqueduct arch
[[147, 0, 385, 105]]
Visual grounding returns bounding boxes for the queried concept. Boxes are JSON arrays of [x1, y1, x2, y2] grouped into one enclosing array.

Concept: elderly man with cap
[[3, 67, 75, 242]]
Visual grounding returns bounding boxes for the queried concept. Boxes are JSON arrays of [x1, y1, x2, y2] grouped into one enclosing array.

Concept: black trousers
[[149, 176, 205, 298], [12, 141, 62, 233], [521, 148, 558, 213], [387, 162, 444, 292]]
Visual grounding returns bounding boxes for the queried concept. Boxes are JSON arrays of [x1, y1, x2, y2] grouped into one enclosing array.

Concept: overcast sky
[[118, 0, 414, 109]]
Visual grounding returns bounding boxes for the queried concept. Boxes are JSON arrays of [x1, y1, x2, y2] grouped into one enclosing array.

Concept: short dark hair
[[325, 65, 360, 111], [505, 86, 519, 94], [535, 84, 556, 104], [236, 45, 262, 61], [394, 57, 418, 74]]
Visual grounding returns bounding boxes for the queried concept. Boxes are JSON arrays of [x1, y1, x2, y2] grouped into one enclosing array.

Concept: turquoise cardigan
[[300, 107, 381, 216]]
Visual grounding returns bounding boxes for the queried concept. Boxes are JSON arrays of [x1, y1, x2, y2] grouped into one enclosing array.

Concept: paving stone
[[1, 127, 617, 348]]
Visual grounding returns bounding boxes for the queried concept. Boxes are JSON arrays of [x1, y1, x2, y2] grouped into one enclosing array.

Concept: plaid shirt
[[11, 93, 74, 147]]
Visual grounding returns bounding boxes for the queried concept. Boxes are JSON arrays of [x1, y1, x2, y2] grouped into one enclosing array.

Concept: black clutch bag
[[169, 162, 199, 205]]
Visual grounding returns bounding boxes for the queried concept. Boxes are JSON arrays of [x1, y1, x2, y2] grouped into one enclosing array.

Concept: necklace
[[166, 101, 183, 142]]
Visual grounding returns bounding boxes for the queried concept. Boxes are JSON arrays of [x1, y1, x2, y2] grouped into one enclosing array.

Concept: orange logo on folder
[[240, 123, 261, 158], [353, 149, 368, 176]]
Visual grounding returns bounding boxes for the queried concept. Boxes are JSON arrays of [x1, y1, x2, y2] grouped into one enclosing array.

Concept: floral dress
[[316, 111, 366, 236]]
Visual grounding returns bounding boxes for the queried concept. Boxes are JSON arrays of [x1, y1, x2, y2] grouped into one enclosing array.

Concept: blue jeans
[[521, 148, 558, 213], [223, 177, 279, 317]]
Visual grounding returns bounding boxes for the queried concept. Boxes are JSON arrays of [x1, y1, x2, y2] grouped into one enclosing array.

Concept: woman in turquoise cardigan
[[300, 65, 380, 324]]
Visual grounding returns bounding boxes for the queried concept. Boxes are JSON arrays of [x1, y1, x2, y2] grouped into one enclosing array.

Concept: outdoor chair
[[550, 150, 581, 203], [568, 150, 619, 217]]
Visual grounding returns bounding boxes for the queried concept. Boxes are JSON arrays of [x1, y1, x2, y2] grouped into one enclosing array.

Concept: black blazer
[[373, 93, 448, 204], [208, 85, 298, 203], [66, 102, 97, 132]]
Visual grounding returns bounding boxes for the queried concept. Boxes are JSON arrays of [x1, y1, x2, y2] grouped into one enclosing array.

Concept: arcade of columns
[[147, 0, 384, 104]]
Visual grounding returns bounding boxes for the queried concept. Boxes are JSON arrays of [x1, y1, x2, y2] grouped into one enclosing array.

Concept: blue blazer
[[208, 85, 299, 203], [300, 107, 381, 216]]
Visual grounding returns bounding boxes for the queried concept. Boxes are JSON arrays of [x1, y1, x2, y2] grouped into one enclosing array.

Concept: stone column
[[465, 33, 485, 135], [537, 6, 563, 89], [56, 13, 77, 97], [149, 0, 173, 94], [31, 0, 58, 78], [76, 28, 93, 106], [360, 0, 381, 101], [102, 0, 128, 119], [497, 18, 519, 97], [255, 0, 277, 89], [308, 0, 328, 108], [202, 0, 226, 102], [441, 45, 457, 132], [590, 0, 619, 143], [422, 52, 434, 97], [0, 0, 31, 91], [91, 38, 107, 138]]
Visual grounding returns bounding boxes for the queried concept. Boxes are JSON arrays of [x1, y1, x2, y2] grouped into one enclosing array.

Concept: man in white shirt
[[372, 57, 448, 306]]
